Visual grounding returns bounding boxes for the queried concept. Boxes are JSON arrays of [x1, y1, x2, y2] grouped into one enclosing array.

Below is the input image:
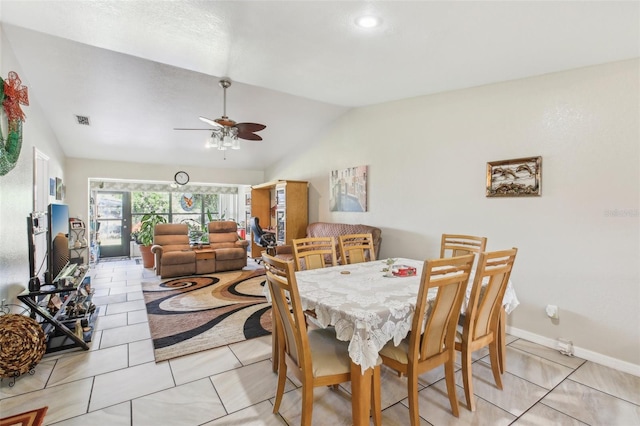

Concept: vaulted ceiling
[[1, 1, 638, 171]]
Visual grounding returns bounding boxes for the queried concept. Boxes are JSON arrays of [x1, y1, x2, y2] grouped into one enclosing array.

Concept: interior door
[[96, 191, 131, 258]]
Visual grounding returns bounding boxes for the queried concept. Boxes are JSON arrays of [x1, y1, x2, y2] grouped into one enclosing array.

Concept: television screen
[[47, 203, 70, 283]]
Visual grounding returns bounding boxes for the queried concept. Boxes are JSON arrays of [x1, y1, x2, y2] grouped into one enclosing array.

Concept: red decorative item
[[3, 71, 29, 122], [392, 265, 417, 277]]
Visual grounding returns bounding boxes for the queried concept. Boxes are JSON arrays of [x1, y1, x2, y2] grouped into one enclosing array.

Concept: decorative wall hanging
[[486, 156, 542, 197], [329, 165, 368, 211], [180, 193, 195, 211], [0, 71, 29, 176], [55, 177, 63, 200]]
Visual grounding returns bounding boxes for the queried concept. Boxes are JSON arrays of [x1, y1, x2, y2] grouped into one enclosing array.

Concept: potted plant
[[181, 218, 208, 246], [137, 212, 167, 268]]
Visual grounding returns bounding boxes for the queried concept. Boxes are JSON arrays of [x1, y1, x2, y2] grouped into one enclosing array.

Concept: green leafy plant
[[382, 258, 397, 274], [181, 218, 208, 243], [137, 211, 167, 246]]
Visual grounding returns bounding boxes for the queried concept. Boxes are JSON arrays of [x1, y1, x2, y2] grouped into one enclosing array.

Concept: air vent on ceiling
[[75, 115, 91, 126]]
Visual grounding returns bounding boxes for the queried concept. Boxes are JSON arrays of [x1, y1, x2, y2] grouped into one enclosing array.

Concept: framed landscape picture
[[330, 165, 368, 212], [486, 156, 541, 197]]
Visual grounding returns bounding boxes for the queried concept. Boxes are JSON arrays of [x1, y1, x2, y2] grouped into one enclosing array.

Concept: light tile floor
[[2, 258, 639, 425]]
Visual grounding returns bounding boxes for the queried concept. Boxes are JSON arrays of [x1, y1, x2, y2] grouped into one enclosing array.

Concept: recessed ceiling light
[[355, 15, 381, 29]]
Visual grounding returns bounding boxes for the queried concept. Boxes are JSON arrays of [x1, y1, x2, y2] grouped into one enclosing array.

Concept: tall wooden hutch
[[249, 180, 308, 258]]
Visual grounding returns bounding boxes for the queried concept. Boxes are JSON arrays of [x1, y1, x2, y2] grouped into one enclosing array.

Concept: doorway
[[95, 191, 131, 258]]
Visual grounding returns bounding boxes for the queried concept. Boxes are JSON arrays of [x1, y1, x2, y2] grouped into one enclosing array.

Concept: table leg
[[350, 360, 372, 426]]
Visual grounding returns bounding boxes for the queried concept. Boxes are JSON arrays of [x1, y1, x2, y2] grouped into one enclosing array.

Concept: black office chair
[[250, 217, 276, 262]]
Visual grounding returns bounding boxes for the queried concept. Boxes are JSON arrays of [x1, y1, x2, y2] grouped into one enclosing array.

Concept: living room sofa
[[151, 222, 249, 278], [206, 221, 249, 272], [151, 224, 195, 278], [275, 222, 382, 264]]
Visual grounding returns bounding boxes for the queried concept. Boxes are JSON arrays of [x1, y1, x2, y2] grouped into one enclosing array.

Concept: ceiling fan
[[174, 78, 266, 149]]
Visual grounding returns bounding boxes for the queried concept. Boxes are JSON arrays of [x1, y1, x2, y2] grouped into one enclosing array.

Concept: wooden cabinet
[[249, 180, 308, 258]]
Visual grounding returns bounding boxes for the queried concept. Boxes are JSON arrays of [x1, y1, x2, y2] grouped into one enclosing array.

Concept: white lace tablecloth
[[295, 258, 519, 371]]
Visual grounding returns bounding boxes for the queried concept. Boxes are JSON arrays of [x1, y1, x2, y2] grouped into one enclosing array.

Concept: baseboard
[[506, 326, 640, 377]]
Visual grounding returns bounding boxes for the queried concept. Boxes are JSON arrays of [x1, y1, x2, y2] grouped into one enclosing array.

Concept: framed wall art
[[486, 156, 541, 197], [330, 165, 368, 212], [55, 177, 63, 200]]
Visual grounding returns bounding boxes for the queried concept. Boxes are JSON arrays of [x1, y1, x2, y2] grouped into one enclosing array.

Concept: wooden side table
[[193, 248, 215, 274]]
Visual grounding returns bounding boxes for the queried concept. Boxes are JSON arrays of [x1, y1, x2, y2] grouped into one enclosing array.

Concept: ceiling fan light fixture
[[208, 126, 238, 150], [180, 77, 265, 156], [205, 135, 216, 149]]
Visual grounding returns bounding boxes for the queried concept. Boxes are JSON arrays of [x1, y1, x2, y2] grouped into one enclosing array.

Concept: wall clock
[[174, 171, 189, 185]]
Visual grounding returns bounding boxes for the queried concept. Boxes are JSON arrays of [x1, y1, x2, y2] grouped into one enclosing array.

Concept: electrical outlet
[[545, 304, 559, 319], [558, 338, 574, 356]]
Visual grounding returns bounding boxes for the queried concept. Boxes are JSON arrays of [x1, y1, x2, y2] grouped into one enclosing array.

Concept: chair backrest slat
[[338, 233, 376, 264], [292, 237, 338, 270], [440, 234, 487, 258]]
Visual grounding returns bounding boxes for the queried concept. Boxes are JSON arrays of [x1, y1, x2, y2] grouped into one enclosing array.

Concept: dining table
[[294, 257, 519, 426]]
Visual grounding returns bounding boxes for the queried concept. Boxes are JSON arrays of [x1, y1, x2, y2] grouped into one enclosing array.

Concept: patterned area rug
[[142, 269, 271, 362], [0, 406, 48, 426]]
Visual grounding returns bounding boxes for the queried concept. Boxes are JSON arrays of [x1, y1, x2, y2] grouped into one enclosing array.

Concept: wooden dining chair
[[455, 248, 518, 412], [262, 253, 382, 426], [379, 254, 475, 424], [292, 237, 338, 270], [440, 233, 509, 371], [440, 234, 487, 258], [338, 233, 376, 264]]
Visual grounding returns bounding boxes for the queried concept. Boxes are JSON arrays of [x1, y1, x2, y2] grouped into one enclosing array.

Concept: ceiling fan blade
[[238, 132, 263, 141], [173, 128, 215, 131], [236, 122, 266, 133], [199, 116, 223, 127]]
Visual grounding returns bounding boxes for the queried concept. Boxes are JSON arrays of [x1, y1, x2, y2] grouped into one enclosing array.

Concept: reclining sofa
[[151, 222, 249, 278]]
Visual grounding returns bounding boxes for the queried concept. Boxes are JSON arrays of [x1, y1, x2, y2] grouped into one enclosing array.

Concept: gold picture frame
[[486, 156, 541, 197]]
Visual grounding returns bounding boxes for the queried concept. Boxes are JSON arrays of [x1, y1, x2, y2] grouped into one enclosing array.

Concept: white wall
[[0, 26, 67, 304], [266, 59, 640, 369]]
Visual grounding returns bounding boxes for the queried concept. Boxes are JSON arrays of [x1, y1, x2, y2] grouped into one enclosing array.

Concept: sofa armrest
[[150, 245, 163, 275], [275, 245, 292, 255], [236, 239, 249, 249]]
